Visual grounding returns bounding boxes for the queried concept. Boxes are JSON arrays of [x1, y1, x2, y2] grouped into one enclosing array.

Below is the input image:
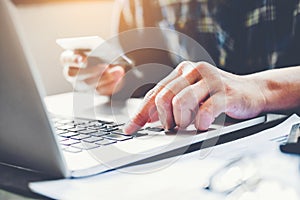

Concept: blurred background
[[13, 0, 115, 95]]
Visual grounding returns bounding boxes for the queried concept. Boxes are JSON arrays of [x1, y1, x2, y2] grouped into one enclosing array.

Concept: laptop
[[0, 0, 266, 178]]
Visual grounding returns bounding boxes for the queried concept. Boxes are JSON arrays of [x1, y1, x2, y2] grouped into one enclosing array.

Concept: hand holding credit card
[[57, 36, 142, 94], [57, 36, 143, 78]]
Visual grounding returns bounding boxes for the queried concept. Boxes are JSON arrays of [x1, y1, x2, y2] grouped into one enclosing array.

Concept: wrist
[[246, 68, 300, 113], [243, 74, 269, 113]]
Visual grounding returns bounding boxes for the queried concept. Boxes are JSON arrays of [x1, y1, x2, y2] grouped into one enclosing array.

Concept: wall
[[15, 1, 116, 95]]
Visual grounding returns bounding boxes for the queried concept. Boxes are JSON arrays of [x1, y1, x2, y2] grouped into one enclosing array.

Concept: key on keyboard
[[53, 117, 148, 153]]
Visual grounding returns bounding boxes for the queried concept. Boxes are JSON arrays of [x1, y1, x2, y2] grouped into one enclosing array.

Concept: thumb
[[60, 50, 85, 67], [108, 65, 125, 80]]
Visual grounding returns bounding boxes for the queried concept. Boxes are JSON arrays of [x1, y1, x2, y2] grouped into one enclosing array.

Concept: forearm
[[247, 66, 300, 112]]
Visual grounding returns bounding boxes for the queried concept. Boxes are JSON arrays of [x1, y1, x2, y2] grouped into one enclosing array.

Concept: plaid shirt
[[118, 0, 300, 74]]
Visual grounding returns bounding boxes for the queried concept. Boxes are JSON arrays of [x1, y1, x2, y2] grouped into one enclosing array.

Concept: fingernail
[[123, 121, 142, 135], [123, 123, 132, 135], [179, 109, 194, 128], [158, 108, 167, 129], [201, 116, 214, 130]]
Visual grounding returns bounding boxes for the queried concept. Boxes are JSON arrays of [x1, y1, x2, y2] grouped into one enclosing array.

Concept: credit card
[[56, 36, 143, 78], [56, 36, 104, 51]]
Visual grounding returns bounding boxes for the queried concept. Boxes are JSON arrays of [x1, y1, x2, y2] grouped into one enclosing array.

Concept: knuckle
[[178, 61, 190, 68], [177, 61, 204, 79], [172, 95, 185, 110], [196, 61, 210, 68], [199, 106, 213, 117], [155, 92, 172, 109], [154, 92, 164, 105], [194, 62, 206, 73], [144, 88, 157, 102], [181, 61, 195, 68], [176, 61, 193, 74], [195, 61, 212, 73], [188, 67, 202, 80]]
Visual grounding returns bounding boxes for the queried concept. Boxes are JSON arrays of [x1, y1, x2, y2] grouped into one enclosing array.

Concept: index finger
[[123, 70, 179, 134], [60, 50, 86, 67]]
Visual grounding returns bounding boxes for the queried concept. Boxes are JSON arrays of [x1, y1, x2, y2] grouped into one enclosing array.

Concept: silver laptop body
[[0, 0, 266, 178]]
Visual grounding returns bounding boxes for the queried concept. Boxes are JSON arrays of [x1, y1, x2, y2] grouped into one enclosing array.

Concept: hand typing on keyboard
[[123, 62, 300, 135]]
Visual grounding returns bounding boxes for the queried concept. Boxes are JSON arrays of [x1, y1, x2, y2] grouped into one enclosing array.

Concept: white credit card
[[56, 36, 143, 78], [56, 36, 104, 51]]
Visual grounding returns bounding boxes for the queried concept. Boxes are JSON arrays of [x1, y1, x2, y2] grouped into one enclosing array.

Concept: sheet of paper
[[29, 114, 300, 200]]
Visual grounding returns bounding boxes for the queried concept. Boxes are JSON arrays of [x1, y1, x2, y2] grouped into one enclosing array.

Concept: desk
[[0, 92, 296, 199], [0, 189, 31, 200], [0, 163, 51, 199]]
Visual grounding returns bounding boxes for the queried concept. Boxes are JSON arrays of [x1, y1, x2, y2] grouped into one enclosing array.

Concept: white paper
[[29, 114, 300, 200]]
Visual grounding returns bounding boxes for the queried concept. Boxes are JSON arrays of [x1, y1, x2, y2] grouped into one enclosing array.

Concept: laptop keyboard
[[52, 117, 148, 153]]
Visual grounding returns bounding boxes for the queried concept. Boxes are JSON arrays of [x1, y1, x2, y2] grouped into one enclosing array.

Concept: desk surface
[[0, 189, 31, 200], [0, 163, 52, 199]]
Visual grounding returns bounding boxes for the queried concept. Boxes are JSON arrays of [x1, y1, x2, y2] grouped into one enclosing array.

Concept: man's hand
[[123, 61, 266, 134], [60, 50, 125, 96]]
